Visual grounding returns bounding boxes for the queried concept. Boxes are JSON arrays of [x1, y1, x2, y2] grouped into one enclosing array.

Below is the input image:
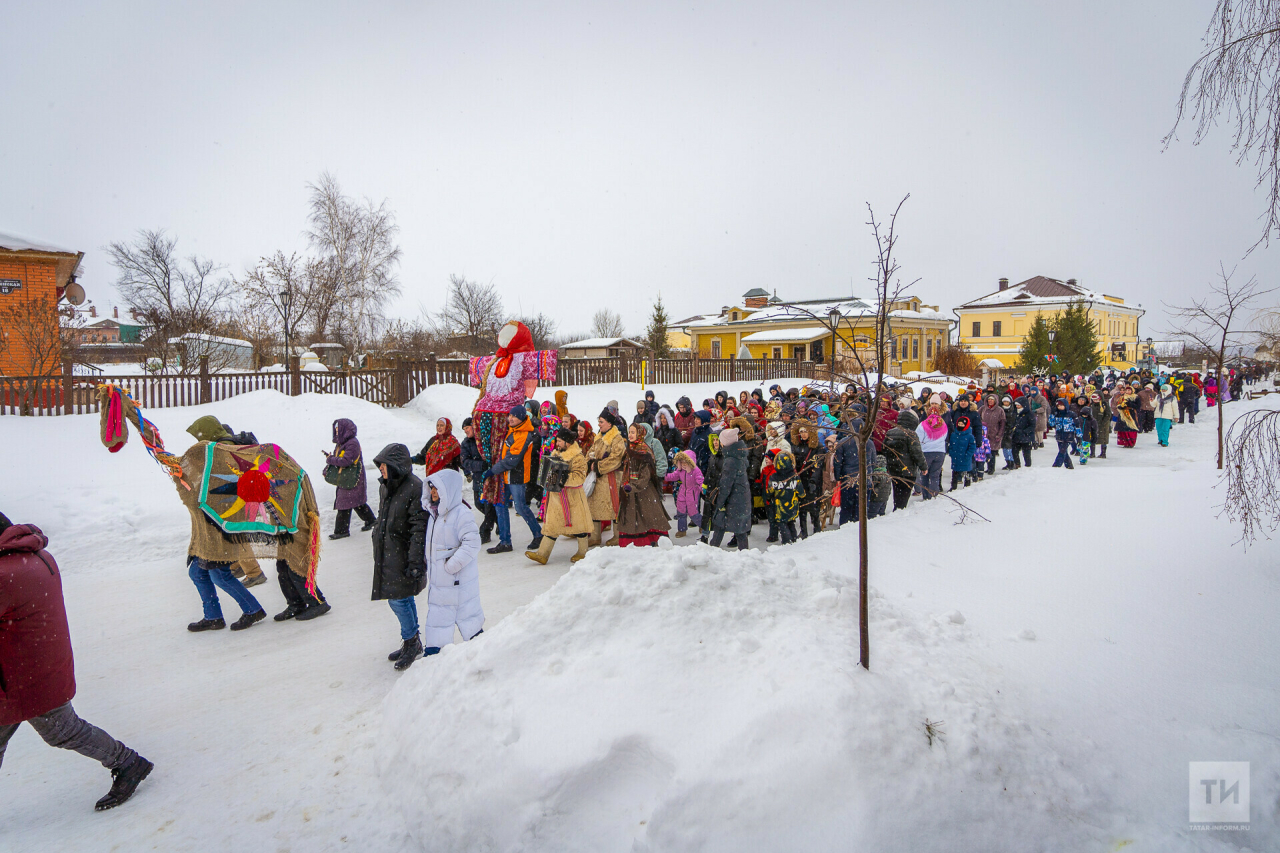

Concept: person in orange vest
[[479, 405, 542, 554]]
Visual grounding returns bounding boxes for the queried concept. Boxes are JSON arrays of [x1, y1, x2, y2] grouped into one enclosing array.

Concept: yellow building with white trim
[[681, 288, 952, 375], [954, 276, 1146, 372]]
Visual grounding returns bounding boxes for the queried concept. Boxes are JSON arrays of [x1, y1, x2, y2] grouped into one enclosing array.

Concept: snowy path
[[1, 384, 1277, 851]]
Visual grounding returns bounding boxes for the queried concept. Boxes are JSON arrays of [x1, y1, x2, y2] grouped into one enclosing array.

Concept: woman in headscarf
[[616, 423, 671, 546], [412, 418, 461, 476], [1112, 383, 1141, 448], [575, 418, 595, 456]]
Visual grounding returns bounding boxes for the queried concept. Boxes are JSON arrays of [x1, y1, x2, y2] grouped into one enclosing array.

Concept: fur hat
[[729, 416, 756, 441], [789, 418, 819, 448], [556, 427, 577, 444], [720, 427, 740, 446], [599, 406, 615, 422]]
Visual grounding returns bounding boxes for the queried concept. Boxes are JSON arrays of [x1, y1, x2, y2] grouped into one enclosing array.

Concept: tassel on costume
[[304, 511, 321, 597]]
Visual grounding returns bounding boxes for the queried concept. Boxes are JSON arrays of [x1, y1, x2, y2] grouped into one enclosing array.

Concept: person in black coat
[[831, 430, 878, 526], [691, 411, 714, 473], [709, 428, 752, 550], [1010, 398, 1037, 467], [883, 410, 927, 511], [459, 418, 497, 544], [789, 421, 825, 538], [698, 432, 724, 540], [371, 443, 429, 670], [1074, 395, 1097, 461]]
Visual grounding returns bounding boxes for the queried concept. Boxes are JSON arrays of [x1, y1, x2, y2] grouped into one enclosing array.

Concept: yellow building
[[681, 288, 952, 375], [954, 276, 1145, 372]]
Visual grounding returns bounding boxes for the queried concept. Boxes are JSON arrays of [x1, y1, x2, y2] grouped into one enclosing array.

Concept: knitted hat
[[510, 405, 529, 420], [955, 415, 970, 430], [462, 417, 473, 428], [720, 427, 740, 446]]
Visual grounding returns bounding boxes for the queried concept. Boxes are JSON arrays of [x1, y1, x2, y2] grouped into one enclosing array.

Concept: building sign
[[1110, 342, 1127, 359], [0, 279, 21, 295]]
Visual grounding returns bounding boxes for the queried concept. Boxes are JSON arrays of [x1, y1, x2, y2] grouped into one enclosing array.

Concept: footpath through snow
[[0, 382, 1277, 851]]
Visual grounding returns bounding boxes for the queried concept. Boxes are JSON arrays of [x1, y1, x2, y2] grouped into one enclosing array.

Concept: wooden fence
[[0, 354, 819, 416]]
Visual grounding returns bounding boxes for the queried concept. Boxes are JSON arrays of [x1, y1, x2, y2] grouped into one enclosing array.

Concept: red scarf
[[422, 418, 461, 475]]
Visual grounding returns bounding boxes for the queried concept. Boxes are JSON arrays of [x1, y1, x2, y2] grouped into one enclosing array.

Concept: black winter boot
[[95, 755, 153, 811], [229, 610, 266, 631], [187, 618, 225, 632], [274, 603, 306, 622], [1099, 445, 1107, 459], [393, 636, 423, 670]]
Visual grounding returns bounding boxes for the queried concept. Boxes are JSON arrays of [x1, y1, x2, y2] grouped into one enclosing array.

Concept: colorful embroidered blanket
[[197, 442, 306, 536]]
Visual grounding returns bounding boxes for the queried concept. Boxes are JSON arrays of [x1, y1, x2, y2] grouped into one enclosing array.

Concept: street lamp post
[[828, 307, 841, 393], [1146, 336, 1154, 371]]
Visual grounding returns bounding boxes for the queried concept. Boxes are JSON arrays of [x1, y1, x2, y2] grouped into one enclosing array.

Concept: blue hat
[[509, 405, 528, 420]]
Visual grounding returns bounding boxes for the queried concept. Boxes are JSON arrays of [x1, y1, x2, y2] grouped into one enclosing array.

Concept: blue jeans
[[188, 557, 262, 620], [495, 481, 541, 544], [388, 597, 419, 641]]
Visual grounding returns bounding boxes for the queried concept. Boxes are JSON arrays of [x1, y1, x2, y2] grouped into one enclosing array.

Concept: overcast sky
[[3, 1, 1276, 339]]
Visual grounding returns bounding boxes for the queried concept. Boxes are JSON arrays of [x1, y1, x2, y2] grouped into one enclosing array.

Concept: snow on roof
[[167, 332, 254, 348], [560, 337, 643, 350], [958, 276, 1134, 310], [978, 358, 1006, 368], [0, 230, 80, 255], [684, 296, 949, 328], [740, 326, 832, 343]]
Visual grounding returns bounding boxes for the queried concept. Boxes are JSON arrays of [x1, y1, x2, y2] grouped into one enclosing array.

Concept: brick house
[[0, 232, 84, 375]]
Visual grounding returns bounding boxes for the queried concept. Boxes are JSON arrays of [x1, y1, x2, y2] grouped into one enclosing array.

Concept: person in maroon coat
[[0, 513, 152, 811], [325, 418, 377, 540]]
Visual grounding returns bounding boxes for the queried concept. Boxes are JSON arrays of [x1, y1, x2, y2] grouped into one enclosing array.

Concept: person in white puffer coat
[[421, 468, 484, 655]]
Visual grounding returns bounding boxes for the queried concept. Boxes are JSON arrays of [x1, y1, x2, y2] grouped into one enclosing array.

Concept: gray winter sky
[[2, 1, 1276, 339]]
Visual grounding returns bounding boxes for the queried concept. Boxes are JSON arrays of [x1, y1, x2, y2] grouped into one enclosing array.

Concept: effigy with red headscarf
[[469, 320, 558, 504]]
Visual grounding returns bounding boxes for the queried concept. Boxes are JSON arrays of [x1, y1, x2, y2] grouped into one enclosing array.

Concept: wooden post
[[199, 355, 211, 404], [289, 355, 301, 397], [730, 354, 737, 383], [427, 352, 438, 386], [62, 358, 74, 416], [692, 350, 700, 383]]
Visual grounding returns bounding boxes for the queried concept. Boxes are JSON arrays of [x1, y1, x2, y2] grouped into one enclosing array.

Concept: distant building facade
[[954, 276, 1145, 371]]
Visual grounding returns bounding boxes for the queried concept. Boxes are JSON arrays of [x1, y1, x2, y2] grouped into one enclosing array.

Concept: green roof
[[742, 287, 771, 298]]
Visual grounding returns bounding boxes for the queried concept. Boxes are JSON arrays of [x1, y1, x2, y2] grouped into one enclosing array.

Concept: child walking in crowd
[[664, 450, 704, 538], [767, 450, 804, 543]]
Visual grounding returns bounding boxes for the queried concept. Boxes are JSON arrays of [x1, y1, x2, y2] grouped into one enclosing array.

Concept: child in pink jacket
[[663, 450, 705, 538]]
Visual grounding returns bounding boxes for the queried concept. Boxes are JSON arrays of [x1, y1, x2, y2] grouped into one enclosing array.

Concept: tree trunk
[[857, 435, 870, 670]]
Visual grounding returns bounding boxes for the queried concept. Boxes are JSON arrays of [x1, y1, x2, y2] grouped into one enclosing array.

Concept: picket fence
[[0, 355, 821, 416]]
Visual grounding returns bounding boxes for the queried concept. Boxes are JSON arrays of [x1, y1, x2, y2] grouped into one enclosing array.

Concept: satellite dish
[[64, 281, 86, 305]]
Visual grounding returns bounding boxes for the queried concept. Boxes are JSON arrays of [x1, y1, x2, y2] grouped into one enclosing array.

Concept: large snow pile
[[379, 543, 1115, 852]]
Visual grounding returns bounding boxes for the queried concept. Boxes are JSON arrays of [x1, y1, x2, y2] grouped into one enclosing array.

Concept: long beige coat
[[587, 425, 627, 521], [541, 444, 592, 537]]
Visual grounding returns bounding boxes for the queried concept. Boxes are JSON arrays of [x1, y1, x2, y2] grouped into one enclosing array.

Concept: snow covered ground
[[1, 381, 1277, 852]]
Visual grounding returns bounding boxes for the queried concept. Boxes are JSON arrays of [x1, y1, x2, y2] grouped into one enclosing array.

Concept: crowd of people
[[0, 357, 1265, 811]]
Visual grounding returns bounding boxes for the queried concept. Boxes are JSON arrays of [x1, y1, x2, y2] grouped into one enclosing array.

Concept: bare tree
[[1168, 264, 1274, 468], [1166, 2, 1280, 246], [305, 172, 403, 350], [933, 344, 980, 378], [590, 308, 625, 339], [1222, 407, 1280, 544], [774, 196, 921, 670], [514, 312, 559, 350], [435, 275, 506, 355], [105, 229, 236, 370], [237, 252, 324, 366]]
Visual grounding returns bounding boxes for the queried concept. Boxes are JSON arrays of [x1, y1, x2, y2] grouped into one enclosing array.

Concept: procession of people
[[3, 314, 1263, 815]]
